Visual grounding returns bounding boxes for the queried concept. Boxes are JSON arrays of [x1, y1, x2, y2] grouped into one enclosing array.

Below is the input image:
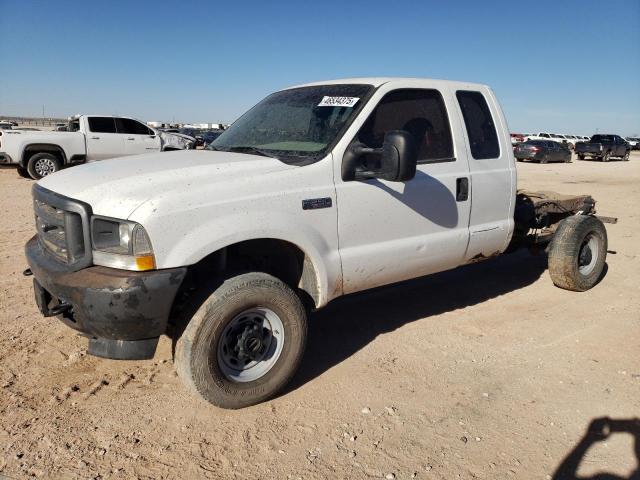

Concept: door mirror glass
[[342, 130, 417, 182]]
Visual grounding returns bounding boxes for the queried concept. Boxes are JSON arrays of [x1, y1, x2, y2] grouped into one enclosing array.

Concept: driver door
[[335, 87, 472, 294]]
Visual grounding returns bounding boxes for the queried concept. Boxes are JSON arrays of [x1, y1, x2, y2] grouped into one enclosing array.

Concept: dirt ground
[[1, 153, 639, 480]]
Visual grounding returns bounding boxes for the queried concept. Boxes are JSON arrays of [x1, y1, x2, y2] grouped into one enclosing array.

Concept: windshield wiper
[[225, 145, 277, 158]]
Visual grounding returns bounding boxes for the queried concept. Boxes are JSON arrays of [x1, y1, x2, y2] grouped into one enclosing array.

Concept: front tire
[[174, 272, 308, 409], [27, 153, 61, 179], [602, 151, 610, 162], [577, 154, 585, 160], [622, 150, 630, 161], [548, 216, 607, 292]]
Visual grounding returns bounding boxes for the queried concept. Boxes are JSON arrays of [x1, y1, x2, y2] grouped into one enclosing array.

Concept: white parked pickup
[[0, 115, 194, 179], [24, 78, 613, 409]]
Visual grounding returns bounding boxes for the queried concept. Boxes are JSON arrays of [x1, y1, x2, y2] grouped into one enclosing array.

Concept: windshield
[[209, 84, 374, 164]]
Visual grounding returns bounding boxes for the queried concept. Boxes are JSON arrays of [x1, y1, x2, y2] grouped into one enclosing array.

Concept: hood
[[37, 150, 295, 218]]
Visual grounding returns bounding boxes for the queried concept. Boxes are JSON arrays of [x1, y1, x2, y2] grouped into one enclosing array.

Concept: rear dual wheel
[[548, 215, 607, 292]]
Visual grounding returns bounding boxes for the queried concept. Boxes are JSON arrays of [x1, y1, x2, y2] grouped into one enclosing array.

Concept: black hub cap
[[217, 307, 285, 382], [237, 324, 267, 361], [223, 321, 269, 365]]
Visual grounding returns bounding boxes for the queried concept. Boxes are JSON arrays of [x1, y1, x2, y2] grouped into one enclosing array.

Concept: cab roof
[[285, 77, 489, 91]]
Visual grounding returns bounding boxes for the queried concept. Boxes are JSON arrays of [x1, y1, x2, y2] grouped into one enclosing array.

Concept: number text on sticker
[[317, 96, 360, 107]]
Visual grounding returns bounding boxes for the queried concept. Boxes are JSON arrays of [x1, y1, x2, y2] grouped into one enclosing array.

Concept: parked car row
[[625, 136, 640, 150], [515, 134, 632, 163], [511, 132, 585, 148]]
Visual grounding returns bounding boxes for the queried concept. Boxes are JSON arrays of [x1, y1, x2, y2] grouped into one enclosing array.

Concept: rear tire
[[602, 151, 610, 162], [540, 156, 548, 164], [622, 150, 630, 161], [577, 154, 585, 160], [174, 272, 307, 409], [548, 216, 607, 292], [26, 153, 61, 179]]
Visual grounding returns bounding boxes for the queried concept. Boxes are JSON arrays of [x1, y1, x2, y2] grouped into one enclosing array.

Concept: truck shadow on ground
[[552, 417, 640, 480], [288, 249, 550, 392]]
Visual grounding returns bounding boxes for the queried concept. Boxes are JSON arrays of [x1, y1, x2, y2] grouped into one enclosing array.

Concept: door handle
[[91, 136, 100, 140], [456, 177, 469, 202], [127, 138, 135, 141]]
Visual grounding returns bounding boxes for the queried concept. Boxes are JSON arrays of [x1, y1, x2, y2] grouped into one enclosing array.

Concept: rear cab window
[[456, 91, 499, 159], [87, 117, 116, 133]]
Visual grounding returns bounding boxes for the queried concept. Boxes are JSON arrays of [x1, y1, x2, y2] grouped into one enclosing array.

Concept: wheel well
[[21, 144, 67, 167], [175, 239, 320, 312]]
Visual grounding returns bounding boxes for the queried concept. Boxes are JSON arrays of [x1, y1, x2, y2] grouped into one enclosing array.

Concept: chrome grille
[[35, 199, 69, 261], [32, 185, 92, 269]]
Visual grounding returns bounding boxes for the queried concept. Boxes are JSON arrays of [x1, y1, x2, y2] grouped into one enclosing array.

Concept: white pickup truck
[[0, 115, 195, 179], [24, 78, 614, 408]]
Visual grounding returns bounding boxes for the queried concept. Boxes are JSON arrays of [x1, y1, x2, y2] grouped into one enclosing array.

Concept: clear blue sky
[[1, 0, 639, 135]]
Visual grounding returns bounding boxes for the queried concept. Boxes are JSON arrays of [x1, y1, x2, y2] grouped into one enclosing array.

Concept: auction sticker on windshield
[[318, 96, 360, 107]]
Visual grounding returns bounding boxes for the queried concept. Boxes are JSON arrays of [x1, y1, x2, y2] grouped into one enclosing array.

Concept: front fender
[[132, 209, 342, 307]]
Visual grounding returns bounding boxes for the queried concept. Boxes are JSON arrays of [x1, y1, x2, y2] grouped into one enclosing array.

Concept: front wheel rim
[[34, 158, 56, 176], [217, 307, 285, 383], [578, 234, 600, 276]]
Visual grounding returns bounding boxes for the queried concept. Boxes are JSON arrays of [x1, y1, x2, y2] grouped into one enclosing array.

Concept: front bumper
[[25, 236, 187, 359]]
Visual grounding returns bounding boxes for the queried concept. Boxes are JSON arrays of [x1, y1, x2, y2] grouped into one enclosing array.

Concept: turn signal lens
[[134, 255, 156, 271]]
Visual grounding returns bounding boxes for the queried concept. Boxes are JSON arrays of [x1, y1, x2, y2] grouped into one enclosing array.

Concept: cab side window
[[116, 118, 154, 135], [456, 91, 499, 159], [88, 117, 116, 133], [356, 89, 454, 163]]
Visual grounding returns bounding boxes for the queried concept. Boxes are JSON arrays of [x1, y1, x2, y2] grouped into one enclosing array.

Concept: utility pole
[[42, 104, 45, 126]]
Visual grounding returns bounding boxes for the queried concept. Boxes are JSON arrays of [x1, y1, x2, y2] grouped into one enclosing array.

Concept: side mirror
[[342, 130, 418, 182]]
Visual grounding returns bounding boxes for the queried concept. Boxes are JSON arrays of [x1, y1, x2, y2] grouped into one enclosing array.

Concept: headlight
[[91, 216, 155, 271]]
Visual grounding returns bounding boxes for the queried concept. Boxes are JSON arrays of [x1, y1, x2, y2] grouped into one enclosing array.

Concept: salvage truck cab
[[25, 78, 611, 408]]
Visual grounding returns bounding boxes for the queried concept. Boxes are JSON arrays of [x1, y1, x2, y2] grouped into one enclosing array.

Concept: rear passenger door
[[115, 118, 162, 155], [455, 90, 515, 260], [614, 136, 626, 156], [336, 87, 472, 294], [85, 117, 125, 161]]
